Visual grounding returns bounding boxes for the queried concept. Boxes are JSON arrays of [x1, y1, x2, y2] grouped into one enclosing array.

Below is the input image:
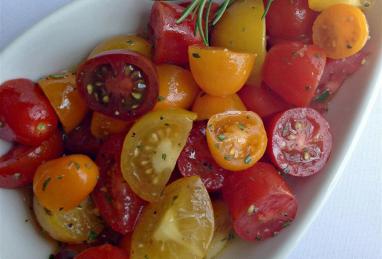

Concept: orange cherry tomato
[[312, 4, 369, 59], [90, 112, 131, 139], [39, 72, 88, 133], [192, 92, 247, 121], [154, 64, 200, 111], [33, 155, 99, 211], [206, 111, 267, 171], [188, 45, 256, 97]]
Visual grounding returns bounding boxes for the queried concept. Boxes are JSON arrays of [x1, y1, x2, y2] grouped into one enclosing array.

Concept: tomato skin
[[222, 162, 298, 241], [265, 0, 318, 45], [149, 2, 202, 67], [75, 244, 129, 259], [178, 121, 228, 192], [77, 50, 158, 121], [0, 131, 63, 188], [90, 112, 132, 139], [92, 134, 145, 235], [267, 108, 332, 177], [0, 79, 58, 146], [238, 84, 291, 119], [263, 42, 326, 107]]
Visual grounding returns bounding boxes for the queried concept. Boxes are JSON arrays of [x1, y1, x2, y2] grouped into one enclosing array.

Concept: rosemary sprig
[[262, 0, 274, 19]]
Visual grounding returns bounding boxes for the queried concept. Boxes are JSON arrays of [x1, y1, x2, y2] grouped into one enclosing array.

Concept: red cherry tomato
[[177, 121, 228, 192], [0, 131, 63, 188], [0, 79, 58, 146], [149, 2, 203, 66], [75, 244, 129, 259], [77, 50, 158, 121], [64, 115, 102, 158], [263, 42, 326, 107], [265, 0, 318, 45], [92, 134, 145, 235], [267, 108, 332, 177], [238, 84, 291, 119], [222, 162, 298, 242]]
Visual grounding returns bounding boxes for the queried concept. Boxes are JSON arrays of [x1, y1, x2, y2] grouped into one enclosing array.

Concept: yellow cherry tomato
[[188, 45, 256, 97], [39, 72, 88, 133], [192, 92, 247, 121], [206, 111, 267, 171], [211, 0, 266, 85], [33, 155, 99, 211], [88, 35, 152, 58], [308, 0, 373, 12], [90, 112, 132, 139], [312, 4, 369, 59], [131, 176, 214, 259], [33, 197, 104, 244], [121, 109, 196, 202], [154, 64, 200, 111]]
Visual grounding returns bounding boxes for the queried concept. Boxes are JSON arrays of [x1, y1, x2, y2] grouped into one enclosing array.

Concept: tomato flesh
[[222, 162, 297, 241], [177, 121, 228, 192], [0, 79, 58, 146], [77, 50, 158, 120], [0, 131, 63, 188], [149, 2, 202, 67], [93, 134, 145, 235], [267, 108, 332, 177], [75, 244, 129, 259]]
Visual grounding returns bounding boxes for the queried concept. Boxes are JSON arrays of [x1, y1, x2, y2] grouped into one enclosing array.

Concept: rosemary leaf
[[262, 0, 274, 19], [177, 0, 200, 24], [212, 0, 231, 26]]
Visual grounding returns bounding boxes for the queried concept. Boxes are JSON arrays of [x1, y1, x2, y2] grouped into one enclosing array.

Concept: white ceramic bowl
[[0, 1, 381, 258]]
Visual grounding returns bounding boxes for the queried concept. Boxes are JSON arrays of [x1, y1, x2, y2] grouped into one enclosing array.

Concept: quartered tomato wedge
[[92, 134, 145, 235], [206, 111, 267, 171], [131, 176, 214, 259], [121, 109, 196, 202], [77, 50, 158, 121], [267, 108, 333, 177], [177, 121, 228, 192]]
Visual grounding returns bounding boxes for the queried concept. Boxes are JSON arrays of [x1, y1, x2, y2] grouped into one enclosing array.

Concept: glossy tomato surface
[[0, 131, 63, 188], [149, 2, 202, 66], [77, 50, 158, 121], [267, 108, 332, 177], [223, 162, 298, 241], [265, 0, 318, 45], [93, 134, 145, 235], [0, 79, 58, 146], [177, 121, 228, 192], [263, 42, 326, 107], [75, 244, 129, 259]]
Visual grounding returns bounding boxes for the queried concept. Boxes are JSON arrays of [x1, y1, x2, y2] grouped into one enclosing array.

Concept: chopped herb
[[161, 153, 167, 160], [164, 123, 170, 127], [217, 134, 225, 141], [282, 221, 291, 228], [192, 53, 201, 58], [157, 95, 165, 102], [57, 175, 64, 180], [37, 123, 47, 132], [314, 89, 330, 103], [88, 230, 98, 241], [59, 207, 64, 211], [44, 207, 52, 216], [172, 195, 178, 204], [126, 39, 134, 45], [224, 155, 232, 161], [49, 73, 66, 79], [244, 155, 252, 164], [42, 177, 51, 191], [262, 0, 274, 19]]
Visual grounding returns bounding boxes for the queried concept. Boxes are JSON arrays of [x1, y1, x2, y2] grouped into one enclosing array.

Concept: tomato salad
[[0, 0, 371, 258]]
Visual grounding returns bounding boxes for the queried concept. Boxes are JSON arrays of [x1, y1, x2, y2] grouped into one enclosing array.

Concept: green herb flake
[[68, 161, 81, 170], [244, 155, 252, 164], [217, 134, 226, 141], [224, 155, 232, 161], [57, 175, 64, 180], [314, 89, 330, 103], [42, 177, 51, 191], [49, 73, 66, 79], [282, 221, 291, 228], [192, 53, 201, 58], [238, 123, 246, 131], [161, 153, 167, 160], [88, 230, 98, 241], [126, 39, 135, 45]]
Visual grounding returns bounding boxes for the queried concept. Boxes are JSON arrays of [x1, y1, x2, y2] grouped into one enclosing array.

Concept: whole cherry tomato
[[0, 79, 58, 146], [33, 154, 99, 211], [75, 244, 129, 259], [0, 131, 63, 188], [222, 162, 298, 242], [77, 50, 158, 121], [92, 134, 145, 235], [90, 112, 132, 139]]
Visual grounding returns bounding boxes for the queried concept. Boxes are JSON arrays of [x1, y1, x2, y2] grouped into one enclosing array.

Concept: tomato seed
[[86, 84, 94, 94]]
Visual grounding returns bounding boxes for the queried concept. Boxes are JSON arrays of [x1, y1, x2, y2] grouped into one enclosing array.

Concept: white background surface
[[0, 1, 381, 258]]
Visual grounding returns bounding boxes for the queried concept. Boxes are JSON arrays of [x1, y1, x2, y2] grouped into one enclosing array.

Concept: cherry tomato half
[[177, 121, 228, 192], [267, 108, 332, 177], [90, 112, 131, 139], [75, 244, 129, 259], [33, 154, 99, 211], [206, 111, 267, 171], [77, 50, 158, 121], [222, 162, 298, 241], [0, 131, 63, 188], [92, 134, 145, 235], [0, 79, 58, 146], [263, 42, 326, 107]]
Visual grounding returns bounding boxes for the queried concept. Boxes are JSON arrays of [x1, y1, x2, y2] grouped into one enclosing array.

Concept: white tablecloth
[[1, 1, 381, 258]]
